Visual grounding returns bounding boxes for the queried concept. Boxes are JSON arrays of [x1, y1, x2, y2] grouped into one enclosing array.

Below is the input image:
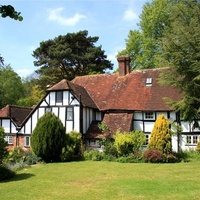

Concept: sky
[[0, 0, 150, 78]]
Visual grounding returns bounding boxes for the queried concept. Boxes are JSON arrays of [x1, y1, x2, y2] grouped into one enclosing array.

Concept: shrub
[[143, 149, 163, 163], [7, 146, 26, 164], [0, 165, 15, 181], [114, 130, 146, 156], [0, 127, 8, 164], [163, 153, 180, 163], [102, 139, 118, 158], [61, 131, 83, 162], [116, 152, 143, 163], [148, 114, 172, 153], [196, 141, 200, 152], [24, 151, 41, 165], [84, 150, 104, 161], [31, 112, 66, 162]]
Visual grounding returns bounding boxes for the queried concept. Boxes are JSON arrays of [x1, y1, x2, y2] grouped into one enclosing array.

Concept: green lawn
[[1, 161, 200, 200]]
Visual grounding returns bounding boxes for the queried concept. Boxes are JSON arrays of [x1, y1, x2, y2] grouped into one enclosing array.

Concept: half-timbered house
[[0, 56, 199, 151]]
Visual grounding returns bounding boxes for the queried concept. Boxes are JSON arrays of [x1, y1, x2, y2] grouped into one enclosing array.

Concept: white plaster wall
[[74, 106, 80, 132], [66, 121, 73, 133], [50, 92, 55, 105], [144, 122, 154, 132], [134, 112, 142, 120]]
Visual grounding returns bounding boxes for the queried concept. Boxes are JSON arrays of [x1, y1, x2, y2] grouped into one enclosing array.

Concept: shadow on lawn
[[3, 173, 35, 182]]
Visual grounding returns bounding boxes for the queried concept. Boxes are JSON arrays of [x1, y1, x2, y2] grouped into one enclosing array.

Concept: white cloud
[[123, 9, 138, 21], [47, 7, 86, 26]]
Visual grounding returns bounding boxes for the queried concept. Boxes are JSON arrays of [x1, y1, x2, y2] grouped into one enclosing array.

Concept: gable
[[47, 79, 97, 109], [0, 105, 33, 127]]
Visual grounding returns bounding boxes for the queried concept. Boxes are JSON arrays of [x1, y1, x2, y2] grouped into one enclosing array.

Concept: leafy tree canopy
[[0, 65, 25, 108], [33, 30, 113, 87], [0, 5, 23, 21], [158, 0, 200, 126], [118, 0, 174, 69]]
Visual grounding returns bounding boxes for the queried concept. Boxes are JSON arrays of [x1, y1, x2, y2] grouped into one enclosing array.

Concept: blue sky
[[0, 0, 150, 78]]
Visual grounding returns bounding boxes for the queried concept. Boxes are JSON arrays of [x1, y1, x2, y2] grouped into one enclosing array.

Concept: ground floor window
[[24, 136, 30, 147], [4, 136, 13, 144], [144, 134, 150, 146], [186, 135, 198, 145]]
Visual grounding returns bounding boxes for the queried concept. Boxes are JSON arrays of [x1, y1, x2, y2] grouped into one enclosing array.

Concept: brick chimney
[[117, 55, 131, 76]]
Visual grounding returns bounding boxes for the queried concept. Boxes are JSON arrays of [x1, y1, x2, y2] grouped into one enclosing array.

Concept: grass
[[1, 161, 200, 200]]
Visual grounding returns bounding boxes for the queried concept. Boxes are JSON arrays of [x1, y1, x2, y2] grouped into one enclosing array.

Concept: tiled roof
[[47, 79, 97, 109], [85, 113, 133, 139], [103, 113, 133, 132], [0, 105, 33, 126], [72, 68, 181, 111]]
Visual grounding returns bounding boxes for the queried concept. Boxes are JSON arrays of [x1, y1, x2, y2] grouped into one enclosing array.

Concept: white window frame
[[144, 112, 154, 120], [186, 135, 199, 145], [4, 136, 13, 144], [66, 107, 73, 121], [24, 136, 30, 147]]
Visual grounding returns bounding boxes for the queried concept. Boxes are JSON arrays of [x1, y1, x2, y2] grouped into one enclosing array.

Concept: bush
[[196, 141, 200, 152], [103, 139, 118, 158], [114, 130, 146, 156], [31, 112, 66, 162], [7, 146, 26, 164], [143, 149, 163, 163], [0, 127, 8, 164], [163, 152, 180, 163], [148, 114, 172, 153], [84, 150, 104, 161], [0, 165, 15, 181], [61, 131, 83, 162], [6, 147, 41, 165]]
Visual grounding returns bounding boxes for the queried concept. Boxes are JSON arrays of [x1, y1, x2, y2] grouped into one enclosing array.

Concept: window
[[4, 136, 12, 144], [67, 107, 73, 120], [144, 134, 150, 146], [186, 135, 198, 145], [24, 136, 30, 147], [145, 112, 154, 119], [56, 91, 63, 103], [45, 107, 52, 113], [146, 78, 152, 86]]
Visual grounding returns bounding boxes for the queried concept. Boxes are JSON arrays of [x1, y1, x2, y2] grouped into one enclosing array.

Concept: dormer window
[[56, 91, 63, 103], [146, 78, 152, 86]]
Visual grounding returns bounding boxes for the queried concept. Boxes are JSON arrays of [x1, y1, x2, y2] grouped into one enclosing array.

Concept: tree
[[31, 112, 66, 162], [148, 114, 172, 153], [18, 75, 45, 107], [33, 30, 113, 87], [118, 0, 174, 69], [158, 0, 200, 126], [0, 65, 25, 108], [0, 5, 23, 21], [0, 127, 8, 164]]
